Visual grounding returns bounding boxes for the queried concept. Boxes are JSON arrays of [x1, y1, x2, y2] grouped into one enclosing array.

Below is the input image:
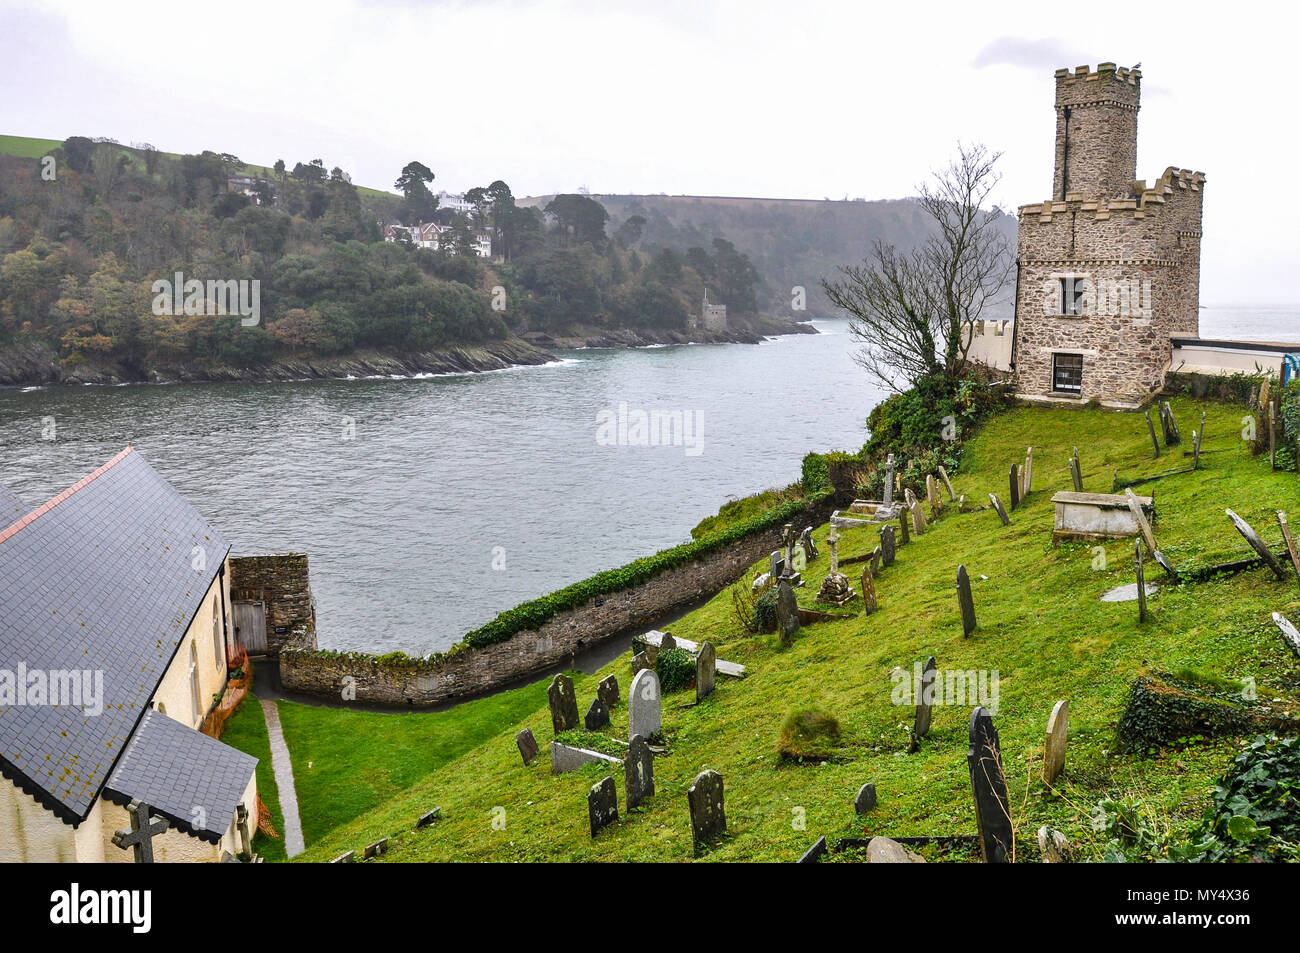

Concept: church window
[[1053, 353, 1084, 394]]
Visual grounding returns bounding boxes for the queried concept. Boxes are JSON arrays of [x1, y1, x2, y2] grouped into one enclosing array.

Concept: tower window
[[1060, 278, 1085, 316], [1053, 353, 1083, 394]]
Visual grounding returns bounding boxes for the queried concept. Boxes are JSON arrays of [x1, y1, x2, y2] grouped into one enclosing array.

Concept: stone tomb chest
[[1051, 491, 1154, 543]]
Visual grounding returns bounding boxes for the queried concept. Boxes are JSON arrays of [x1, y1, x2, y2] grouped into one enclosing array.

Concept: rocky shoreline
[[525, 316, 817, 350]]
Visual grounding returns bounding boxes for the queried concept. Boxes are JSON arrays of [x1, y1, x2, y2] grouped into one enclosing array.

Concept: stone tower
[[1013, 63, 1205, 409]]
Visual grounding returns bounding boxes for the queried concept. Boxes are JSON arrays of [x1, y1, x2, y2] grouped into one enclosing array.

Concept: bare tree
[[823, 142, 1012, 392]]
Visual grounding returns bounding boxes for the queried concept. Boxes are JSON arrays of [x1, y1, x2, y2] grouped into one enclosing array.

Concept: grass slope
[[294, 397, 1300, 862], [219, 698, 287, 863]]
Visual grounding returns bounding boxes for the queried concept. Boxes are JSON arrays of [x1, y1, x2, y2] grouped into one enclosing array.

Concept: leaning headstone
[[1276, 511, 1300, 587], [904, 487, 917, 510], [548, 673, 579, 733], [867, 837, 924, 864], [588, 776, 618, 837], [967, 707, 1013, 863], [798, 836, 828, 864], [938, 465, 956, 501], [1161, 401, 1181, 446], [1069, 454, 1083, 493], [695, 641, 717, 703], [800, 526, 818, 561], [1225, 508, 1289, 581], [597, 674, 620, 710], [585, 696, 610, 730], [416, 807, 441, 828], [628, 669, 661, 738], [516, 728, 539, 765], [910, 501, 927, 536], [989, 493, 1010, 527], [1135, 539, 1148, 623], [911, 655, 937, 746], [1008, 463, 1020, 510], [854, 783, 877, 814], [1144, 410, 1161, 458], [880, 525, 896, 566], [687, 769, 726, 846], [624, 734, 655, 810], [926, 474, 941, 508], [1023, 447, 1034, 496], [1273, 612, 1300, 658], [897, 508, 910, 545], [1042, 700, 1068, 785], [957, 564, 976, 636], [1038, 826, 1074, 863], [869, 545, 881, 578], [860, 564, 878, 614], [1192, 428, 1202, 470], [1124, 488, 1161, 561], [776, 576, 800, 646]]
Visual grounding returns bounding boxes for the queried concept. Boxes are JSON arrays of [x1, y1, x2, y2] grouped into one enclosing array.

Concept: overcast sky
[[1, 0, 1293, 305]]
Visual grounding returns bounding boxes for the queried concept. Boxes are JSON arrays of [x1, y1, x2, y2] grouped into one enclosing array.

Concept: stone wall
[[280, 496, 837, 708], [229, 553, 317, 656], [1053, 63, 1141, 201]]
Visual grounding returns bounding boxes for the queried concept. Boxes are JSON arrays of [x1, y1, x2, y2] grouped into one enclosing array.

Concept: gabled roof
[[0, 483, 28, 527], [103, 709, 256, 843], [0, 448, 232, 825]]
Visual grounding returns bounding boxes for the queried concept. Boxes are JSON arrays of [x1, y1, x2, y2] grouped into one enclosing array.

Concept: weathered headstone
[[776, 576, 800, 646], [1135, 539, 1148, 623], [632, 650, 651, 673], [897, 508, 910, 545], [910, 500, 927, 536], [659, 632, 677, 653], [800, 526, 818, 560], [1023, 446, 1034, 496], [1145, 410, 1161, 458], [628, 669, 661, 738], [687, 769, 726, 846], [1123, 487, 1167, 575], [597, 674, 620, 710], [416, 807, 441, 828], [585, 696, 610, 730], [860, 563, 877, 613], [881, 453, 896, 507], [551, 741, 622, 774], [770, 550, 783, 579], [1160, 401, 1181, 446], [938, 465, 956, 501], [967, 707, 1013, 863], [867, 837, 925, 864], [957, 564, 976, 636], [1225, 508, 1289, 581], [911, 655, 937, 746], [1273, 612, 1300, 659], [1069, 451, 1083, 492], [798, 836, 828, 864], [1042, 699, 1068, 785], [548, 673, 579, 733], [989, 493, 1010, 526], [588, 776, 618, 837], [624, 733, 655, 810], [1009, 463, 1020, 510], [880, 525, 896, 566], [516, 728, 539, 765], [904, 487, 917, 510], [1038, 826, 1073, 863], [1192, 428, 1201, 471], [696, 641, 717, 703], [869, 545, 881, 579], [854, 783, 877, 814], [1277, 511, 1300, 588], [926, 474, 941, 508]]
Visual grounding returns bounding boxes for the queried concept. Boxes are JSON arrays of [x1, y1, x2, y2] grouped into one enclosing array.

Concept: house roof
[[0, 447, 232, 826], [103, 709, 256, 843], [0, 483, 29, 527]]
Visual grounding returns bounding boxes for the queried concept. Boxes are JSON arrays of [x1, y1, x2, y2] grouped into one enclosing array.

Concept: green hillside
[[241, 395, 1299, 862]]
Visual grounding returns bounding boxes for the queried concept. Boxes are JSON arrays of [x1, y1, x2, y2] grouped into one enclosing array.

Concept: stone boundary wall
[[229, 553, 317, 656], [280, 496, 838, 708]]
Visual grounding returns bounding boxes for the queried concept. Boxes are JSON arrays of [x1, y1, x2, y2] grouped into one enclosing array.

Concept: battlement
[[1021, 167, 1205, 225], [1055, 62, 1142, 89]]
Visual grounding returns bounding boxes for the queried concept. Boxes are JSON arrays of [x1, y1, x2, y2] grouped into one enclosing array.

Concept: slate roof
[[103, 709, 256, 842], [0, 447, 234, 826], [0, 483, 29, 527]]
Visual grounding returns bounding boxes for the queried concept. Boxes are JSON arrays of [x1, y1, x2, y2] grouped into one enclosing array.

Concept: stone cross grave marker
[[776, 576, 800, 646], [696, 641, 717, 703], [1277, 511, 1300, 587], [1226, 509, 1289, 581], [1042, 699, 1068, 785], [957, 564, 976, 636], [880, 525, 896, 566], [588, 776, 618, 837], [112, 800, 169, 863], [625, 734, 655, 810], [1273, 612, 1300, 659], [861, 563, 878, 613], [897, 507, 910, 545], [688, 769, 726, 846], [882, 453, 896, 507], [629, 669, 661, 738], [1144, 410, 1161, 459], [910, 500, 927, 536], [597, 674, 619, 710], [548, 673, 580, 733], [1008, 463, 1020, 510], [911, 655, 937, 746], [585, 696, 610, 730], [967, 707, 1013, 863], [516, 728, 539, 765], [989, 493, 1010, 526], [1135, 539, 1148, 623], [826, 527, 840, 574], [782, 523, 795, 573], [938, 465, 956, 501]]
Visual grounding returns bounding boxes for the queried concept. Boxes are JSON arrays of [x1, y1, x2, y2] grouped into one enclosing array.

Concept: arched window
[[213, 595, 224, 669], [189, 641, 201, 725]]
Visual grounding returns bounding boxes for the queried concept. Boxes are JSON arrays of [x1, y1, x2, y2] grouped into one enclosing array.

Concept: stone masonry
[[229, 553, 317, 655], [1014, 63, 1205, 409]]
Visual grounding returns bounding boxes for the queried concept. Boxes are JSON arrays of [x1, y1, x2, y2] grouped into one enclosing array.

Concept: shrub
[[753, 587, 778, 633], [777, 710, 841, 762], [656, 647, 695, 693]]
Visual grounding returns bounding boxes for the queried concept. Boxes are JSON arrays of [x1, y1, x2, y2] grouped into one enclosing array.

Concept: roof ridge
[[0, 445, 134, 546]]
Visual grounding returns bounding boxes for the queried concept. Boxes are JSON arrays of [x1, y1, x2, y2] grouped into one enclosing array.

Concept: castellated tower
[[1013, 63, 1206, 409]]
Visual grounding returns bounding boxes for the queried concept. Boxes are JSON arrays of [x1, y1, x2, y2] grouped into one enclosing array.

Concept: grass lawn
[[0, 135, 62, 159], [219, 696, 288, 863], [287, 395, 1299, 862]]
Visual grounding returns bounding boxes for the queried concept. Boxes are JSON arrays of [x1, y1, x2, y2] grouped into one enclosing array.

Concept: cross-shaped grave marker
[[112, 799, 169, 863]]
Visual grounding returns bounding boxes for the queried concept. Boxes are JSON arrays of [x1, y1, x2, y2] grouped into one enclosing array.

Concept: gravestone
[[854, 783, 877, 814], [957, 564, 976, 636], [1192, 428, 1201, 470], [776, 576, 801, 646], [967, 707, 1013, 863], [1161, 401, 1181, 446], [515, 728, 539, 765], [585, 696, 610, 730], [881, 453, 896, 507], [551, 741, 622, 774], [897, 508, 910, 545], [1276, 511, 1300, 587], [660, 632, 677, 653], [867, 837, 925, 864], [1042, 699, 1068, 785], [904, 487, 917, 510], [938, 465, 956, 501], [860, 564, 878, 614], [688, 769, 726, 845], [598, 674, 620, 710], [1135, 539, 1148, 623], [770, 550, 783, 579], [624, 734, 655, 810], [1273, 612, 1300, 659], [632, 651, 650, 673], [1008, 463, 1020, 510], [111, 800, 168, 863], [696, 641, 717, 703], [1038, 826, 1074, 863], [417, 807, 441, 828], [926, 474, 941, 508], [1123, 488, 1167, 574], [958, 493, 968, 511], [869, 546, 881, 579], [798, 837, 828, 864], [911, 655, 937, 745], [880, 525, 896, 566], [1023, 447, 1034, 496], [910, 501, 927, 536], [588, 776, 618, 837], [989, 493, 1010, 526], [1225, 509, 1289, 581], [800, 526, 818, 561], [1069, 453, 1083, 492], [628, 669, 661, 738], [1144, 410, 1161, 458], [548, 674, 579, 733]]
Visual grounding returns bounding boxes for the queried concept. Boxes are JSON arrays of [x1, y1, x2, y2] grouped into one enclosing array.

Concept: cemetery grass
[[220, 699, 288, 863], [295, 396, 1300, 862]]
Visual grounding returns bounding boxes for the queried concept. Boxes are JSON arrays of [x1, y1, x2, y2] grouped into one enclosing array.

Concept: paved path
[[259, 699, 306, 858]]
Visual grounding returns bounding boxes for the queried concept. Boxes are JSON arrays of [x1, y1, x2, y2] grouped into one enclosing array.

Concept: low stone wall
[[280, 496, 838, 708], [229, 553, 317, 656]]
